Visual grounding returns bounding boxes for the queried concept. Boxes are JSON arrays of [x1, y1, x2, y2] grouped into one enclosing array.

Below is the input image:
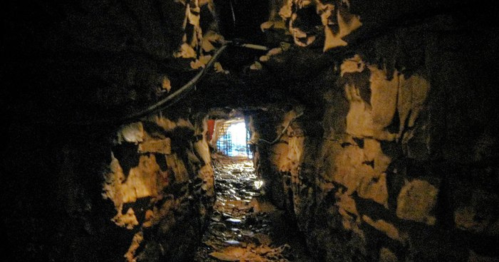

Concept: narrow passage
[[194, 155, 313, 262]]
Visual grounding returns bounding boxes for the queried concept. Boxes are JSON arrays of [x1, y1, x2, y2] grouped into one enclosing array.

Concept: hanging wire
[[38, 41, 268, 126], [77, 43, 230, 125]]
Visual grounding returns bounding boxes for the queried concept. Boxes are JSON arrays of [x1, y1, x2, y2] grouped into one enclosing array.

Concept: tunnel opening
[[213, 118, 252, 159], [192, 110, 313, 261], [4, 0, 499, 261]]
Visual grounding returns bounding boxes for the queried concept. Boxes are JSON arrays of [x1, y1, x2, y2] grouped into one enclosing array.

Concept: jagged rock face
[[263, 0, 362, 50], [4, 1, 222, 260], [3, 0, 499, 261], [103, 115, 215, 261], [4, 113, 215, 262], [4, 0, 227, 121], [253, 2, 499, 261]]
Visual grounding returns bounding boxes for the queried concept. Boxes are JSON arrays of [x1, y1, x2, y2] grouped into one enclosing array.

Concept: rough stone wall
[[255, 2, 499, 261], [4, 0, 226, 122], [105, 114, 215, 261], [3, 113, 214, 262], [4, 0, 499, 261], [4, 1, 221, 260]]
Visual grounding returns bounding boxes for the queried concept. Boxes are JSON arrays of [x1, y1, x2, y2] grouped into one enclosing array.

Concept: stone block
[[369, 66, 398, 141], [122, 154, 161, 202], [345, 83, 374, 138], [138, 138, 171, 154], [396, 179, 438, 225], [358, 173, 389, 207]]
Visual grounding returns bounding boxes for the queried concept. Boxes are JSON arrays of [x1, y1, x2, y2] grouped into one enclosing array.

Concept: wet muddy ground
[[194, 156, 314, 262]]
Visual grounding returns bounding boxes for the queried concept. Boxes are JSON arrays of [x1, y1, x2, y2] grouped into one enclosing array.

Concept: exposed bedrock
[[3, 0, 499, 261]]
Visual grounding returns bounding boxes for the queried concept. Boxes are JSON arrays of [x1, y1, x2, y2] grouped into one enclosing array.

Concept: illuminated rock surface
[[3, 0, 499, 261], [194, 156, 313, 262]]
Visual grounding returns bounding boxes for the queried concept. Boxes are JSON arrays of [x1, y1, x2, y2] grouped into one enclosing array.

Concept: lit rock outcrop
[[103, 115, 215, 261], [4, 0, 499, 261], [264, 0, 362, 50], [252, 4, 499, 260]]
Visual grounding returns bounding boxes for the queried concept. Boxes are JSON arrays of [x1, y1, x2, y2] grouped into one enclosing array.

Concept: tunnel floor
[[194, 155, 314, 261]]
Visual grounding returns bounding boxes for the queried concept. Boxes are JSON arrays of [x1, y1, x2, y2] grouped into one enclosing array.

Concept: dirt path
[[194, 157, 314, 262]]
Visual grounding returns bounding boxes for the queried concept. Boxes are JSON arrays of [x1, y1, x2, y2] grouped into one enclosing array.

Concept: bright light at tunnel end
[[223, 121, 252, 159], [228, 122, 247, 147], [254, 180, 264, 190]]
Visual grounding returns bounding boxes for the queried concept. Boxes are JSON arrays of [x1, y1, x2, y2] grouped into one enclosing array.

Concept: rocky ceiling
[[2, 0, 497, 123], [3, 1, 499, 261]]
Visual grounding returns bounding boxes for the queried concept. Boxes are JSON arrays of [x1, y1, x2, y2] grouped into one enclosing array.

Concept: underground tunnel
[[2, 0, 499, 261]]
